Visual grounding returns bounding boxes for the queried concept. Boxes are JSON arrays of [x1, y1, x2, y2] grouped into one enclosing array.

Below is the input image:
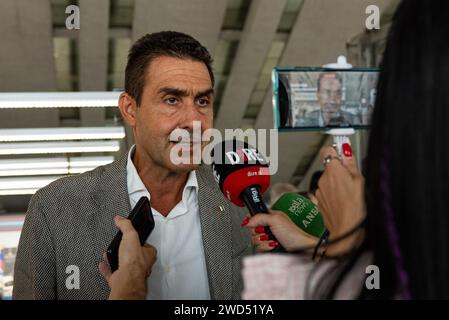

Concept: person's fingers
[[319, 146, 344, 175], [250, 227, 266, 236], [255, 246, 272, 253], [245, 211, 283, 228], [319, 146, 339, 162], [99, 260, 112, 283], [102, 252, 110, 267], [321, 144, 360, 178], [249, 227, 257, 236], [255, 241, 276, 253], [250, 234, 259, 246], [341, 143, 360, 177], [114, 215, 139, 241], [142, 244, 157, 266], [245, 214, 270, 228], [251, 233, 269, 246]]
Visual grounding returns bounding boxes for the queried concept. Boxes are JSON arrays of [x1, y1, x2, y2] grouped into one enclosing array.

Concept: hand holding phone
[[106, 196, 155, 272]]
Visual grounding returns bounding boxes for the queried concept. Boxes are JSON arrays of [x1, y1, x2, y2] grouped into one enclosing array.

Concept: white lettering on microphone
[[241, 148, 255, 161], [288, 199, 319, 229], [251, 188, 260, 203], [225, 151, 240, 165]]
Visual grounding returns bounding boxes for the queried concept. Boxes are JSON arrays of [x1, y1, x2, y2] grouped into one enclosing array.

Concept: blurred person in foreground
[[244, 0, 449, 299]]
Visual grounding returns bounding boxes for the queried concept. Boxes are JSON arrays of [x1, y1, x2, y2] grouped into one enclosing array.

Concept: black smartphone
[[106, 196, 155, 272]]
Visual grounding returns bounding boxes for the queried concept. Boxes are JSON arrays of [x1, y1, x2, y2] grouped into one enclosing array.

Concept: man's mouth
[[169, 139, 203, 147], [323, 104, 339, 113]]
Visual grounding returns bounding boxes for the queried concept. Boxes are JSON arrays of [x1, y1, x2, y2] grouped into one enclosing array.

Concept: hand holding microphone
[[244, 192, 327, 252], [211, 139, 284, 252], [243, 210, 318, 252]]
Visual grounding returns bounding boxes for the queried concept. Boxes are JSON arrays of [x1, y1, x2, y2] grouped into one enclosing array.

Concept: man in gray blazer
[[13, 31, 251, 300]]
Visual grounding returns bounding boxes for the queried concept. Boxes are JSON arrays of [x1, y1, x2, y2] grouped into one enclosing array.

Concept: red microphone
[[211, 139, 284, 252]]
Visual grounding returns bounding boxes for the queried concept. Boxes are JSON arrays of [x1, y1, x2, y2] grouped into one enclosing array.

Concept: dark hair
[[125, 31, 214, 105], [316, 0, 449, 299], [309, 170, 323, 195], [317, 72, 342, 92]]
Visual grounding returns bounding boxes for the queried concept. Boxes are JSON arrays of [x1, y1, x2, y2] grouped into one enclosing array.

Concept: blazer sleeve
[[13, 192, 57, 300], [230, 206, 253, 299]]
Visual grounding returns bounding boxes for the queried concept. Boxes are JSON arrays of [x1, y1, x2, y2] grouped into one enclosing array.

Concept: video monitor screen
[[272, 68, 379, 131]]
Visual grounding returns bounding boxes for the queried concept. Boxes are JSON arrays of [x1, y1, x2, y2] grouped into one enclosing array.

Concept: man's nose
[[179, 100, 202, 130], [328, 93, 339, 103]]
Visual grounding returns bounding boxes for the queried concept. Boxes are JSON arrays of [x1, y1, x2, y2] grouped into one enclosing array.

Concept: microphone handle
[[240, 185, 285, 253]]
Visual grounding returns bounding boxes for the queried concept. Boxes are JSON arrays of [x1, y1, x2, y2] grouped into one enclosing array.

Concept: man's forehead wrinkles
[[149, 71, 212, 87]]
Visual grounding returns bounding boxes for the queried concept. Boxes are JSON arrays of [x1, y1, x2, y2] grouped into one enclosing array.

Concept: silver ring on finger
[[323, 155, 340, 166]]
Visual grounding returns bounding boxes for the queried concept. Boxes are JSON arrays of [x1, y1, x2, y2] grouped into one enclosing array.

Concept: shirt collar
[[127, 145, 148, 196]]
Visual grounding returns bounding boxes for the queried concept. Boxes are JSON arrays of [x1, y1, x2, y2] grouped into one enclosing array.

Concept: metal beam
[[0, 0, 58, 128], [53, 27, 131, 39], [132, 0, 228, 55], [215, 0, 286, 131], [78, 0, 110, 125]]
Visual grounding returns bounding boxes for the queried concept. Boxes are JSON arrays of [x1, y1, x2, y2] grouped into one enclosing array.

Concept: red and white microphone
[[211, 139, 284, 252]]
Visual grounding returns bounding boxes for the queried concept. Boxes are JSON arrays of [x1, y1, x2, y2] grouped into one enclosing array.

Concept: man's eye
[[196, 98, 209, 107], [165, 97, 179, 105]]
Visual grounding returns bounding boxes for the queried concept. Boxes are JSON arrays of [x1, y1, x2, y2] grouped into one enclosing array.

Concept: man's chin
[[169, 162, 200, 173], [323, 108, 339, 115]]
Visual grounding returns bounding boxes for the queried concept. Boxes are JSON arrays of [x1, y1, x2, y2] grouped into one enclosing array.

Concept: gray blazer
[[13, 154, 252, 300]]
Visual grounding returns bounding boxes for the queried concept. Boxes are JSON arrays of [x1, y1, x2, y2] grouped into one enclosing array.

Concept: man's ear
[[118, 92, 138, 128]]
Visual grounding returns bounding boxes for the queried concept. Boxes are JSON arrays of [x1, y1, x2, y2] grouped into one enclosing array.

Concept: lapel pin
[[219, 205, 225, 213]]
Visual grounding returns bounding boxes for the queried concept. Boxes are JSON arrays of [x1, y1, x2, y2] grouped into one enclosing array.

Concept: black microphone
[[211, 139, 285, 252]]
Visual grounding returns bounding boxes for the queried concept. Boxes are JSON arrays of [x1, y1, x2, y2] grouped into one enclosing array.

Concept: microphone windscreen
[[272, 192, 326, 238], [211, 139, 270, 206]]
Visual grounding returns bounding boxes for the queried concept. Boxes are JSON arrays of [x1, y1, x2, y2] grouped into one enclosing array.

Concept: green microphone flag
[[272, 192, 326, 238]]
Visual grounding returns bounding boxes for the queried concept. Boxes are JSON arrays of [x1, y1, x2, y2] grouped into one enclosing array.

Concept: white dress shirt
[[126, 145, 210, 300]]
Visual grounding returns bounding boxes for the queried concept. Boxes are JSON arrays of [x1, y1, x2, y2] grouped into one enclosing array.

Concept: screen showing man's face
[[317, 75, 342, 125], [275, 69, 379, 130]]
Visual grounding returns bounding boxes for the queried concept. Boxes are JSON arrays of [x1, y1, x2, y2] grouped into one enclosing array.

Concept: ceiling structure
[[0, 0, 399, 213]]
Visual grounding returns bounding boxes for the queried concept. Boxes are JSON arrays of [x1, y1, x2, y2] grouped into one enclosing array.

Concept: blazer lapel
[[196, 164, 233, 300], [92, 153, 131, 235], [89, 154, 131, 283]]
